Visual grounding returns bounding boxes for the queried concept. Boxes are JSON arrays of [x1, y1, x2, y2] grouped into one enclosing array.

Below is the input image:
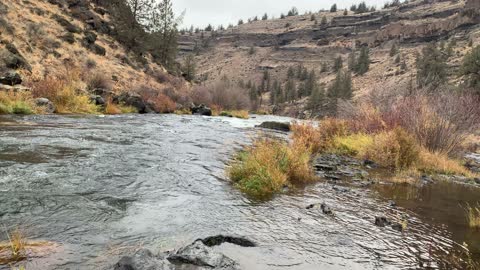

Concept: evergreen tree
[[460, 45, 480, 93], [416, 43, 448, 90], [320, 15, 328, 26], [308, 84, 325, 113], [355, 46, 370, 75], [149, 0, 179, 69], [343, 9, 348, 15], [348, 50, 356, 71], [285, 78, 296, 102], [390, 43, 398, 57], [321, 62, 328, 72], [262, 13, 268, 20], [350, 4, 357, 12], [126, 0, 155, 30], [287, 66, 295, 78], [355, 2, 369, 13], [394, 54, 401, 64], [311, 14, 316, 21], [304, 70, 317, 96], [183, 54, 196, 81], [328, 70, 353, 100], [333, 56, 343, 72], [330, 4, 337, 12], [238, 19, 244, 25], [205, 24, 213, 31], [287, 7, 299, 16]]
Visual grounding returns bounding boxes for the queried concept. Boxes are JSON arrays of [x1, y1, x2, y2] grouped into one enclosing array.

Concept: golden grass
[[418, 149, 476, 177], [174, 108, 192, 115], [464, 203, 480, 229], [228, 139, 316, 198], [0, 91, 35, 115], [333, 133, 373, 156], [0, 229, 26, 265], [220, 110, 250, 119]]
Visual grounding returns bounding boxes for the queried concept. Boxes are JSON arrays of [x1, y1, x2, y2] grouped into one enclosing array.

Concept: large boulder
[[257, 121, 291, 132], [0, 71, 22, 85], [113, 92, 153, 114], [167, 240, 239, 269], [35, 98, 56, 113], [191, 104, 212, 116], [114, 249, 168, 270]]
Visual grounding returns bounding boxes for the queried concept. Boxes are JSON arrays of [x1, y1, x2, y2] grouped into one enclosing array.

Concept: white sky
[[173, 0, 388, 28]]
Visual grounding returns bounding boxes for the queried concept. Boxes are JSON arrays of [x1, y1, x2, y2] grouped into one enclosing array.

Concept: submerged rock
[[114, 249, 167, 270], [197, 235, 256, 247], [391, 223, 404, 232], [256, 121, 291, 132], [321, 203, 333, 215], [375, 216, 391, 227]]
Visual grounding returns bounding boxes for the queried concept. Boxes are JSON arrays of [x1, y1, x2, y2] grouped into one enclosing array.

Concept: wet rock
[[388, 200, 397, 207], [167, 240, 239, 269], [306, 204, 315, 210], [325, 174, 341, 180], [375, 216, 391, 227], [197, 235, 256, 247], [391, 223, 404, 232], [114, 249, 168, 270], [321, 203, 333, 215], [191, 104, 212, 116], [0, 71, 22, 85], [256, 121, 291, 132], [314, 163, 336, 171], [35, 98, 56, 113], [333, 186, 349, 193]]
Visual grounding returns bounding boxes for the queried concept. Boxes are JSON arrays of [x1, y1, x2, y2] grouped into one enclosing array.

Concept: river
[[0, 114, 478, 269]]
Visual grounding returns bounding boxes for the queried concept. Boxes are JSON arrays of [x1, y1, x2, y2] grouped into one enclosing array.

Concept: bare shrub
[[340, 92, 480, 156], [138, 86, 176, 113], [86, 72, 112, 91], [191, 80, 250, 110]]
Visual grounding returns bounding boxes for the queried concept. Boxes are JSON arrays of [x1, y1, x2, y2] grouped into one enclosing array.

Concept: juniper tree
[[285, 78, 296, 102], [390, 43, 398, 57], [348, 50, 356, 71], [328, 70, 353, 100], [343, 9, 348, 15], [460, 45, 480, 93], [287, 66, 295, 78], [308, 84, 325, 113], [355, 46, 370, 75], [330, 4, 337, 12], [333, 56, 343, 72], [183, 54, 196, 81], [321, 15, 328, 26], [262, 13, 268, 20], [416, 43, 448, 90]]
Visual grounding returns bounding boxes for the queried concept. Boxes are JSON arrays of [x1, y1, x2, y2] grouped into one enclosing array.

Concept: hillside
[[179, 0, 480, 117], [0, 0, 188, 114]]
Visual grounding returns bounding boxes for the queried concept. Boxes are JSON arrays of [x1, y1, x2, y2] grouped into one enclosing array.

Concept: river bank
[[0, 114, 479, 269]]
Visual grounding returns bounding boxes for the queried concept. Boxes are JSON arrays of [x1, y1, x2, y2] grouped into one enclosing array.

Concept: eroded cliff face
[[179, 0, 479, 117]]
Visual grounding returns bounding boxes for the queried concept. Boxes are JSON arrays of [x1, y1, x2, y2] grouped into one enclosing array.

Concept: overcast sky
[[173, 0, 387, 28]]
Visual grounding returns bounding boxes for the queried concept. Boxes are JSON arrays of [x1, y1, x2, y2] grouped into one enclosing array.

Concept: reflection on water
[[374, 181, 480, 263], [0, 114, 479, 269]]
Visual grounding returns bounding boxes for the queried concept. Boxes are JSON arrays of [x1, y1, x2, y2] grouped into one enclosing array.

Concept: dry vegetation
[[229, 92, 479, 197], [464, 203, 480, 229]]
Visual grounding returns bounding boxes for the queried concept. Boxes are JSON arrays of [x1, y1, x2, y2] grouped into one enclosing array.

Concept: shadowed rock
[[197, 235, 256, 247], [257, 121, 291, 132]]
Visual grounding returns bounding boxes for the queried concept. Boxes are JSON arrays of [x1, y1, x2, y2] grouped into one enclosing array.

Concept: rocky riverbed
[[0, 114, 479, 269]]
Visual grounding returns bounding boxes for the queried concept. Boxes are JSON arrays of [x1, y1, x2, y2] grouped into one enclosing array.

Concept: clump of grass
[[291, 119, 349, 154], [119, 104, 138, 114], [219, 110, 249, 119], [464, 203, 480, 229], [333, 133, 373, 156], [0, 229, 27, 265], [418, 149, 475, 177], [174, 108, 192, 115], [0, 91, 35, 115], [228, 139, 315, 198], [104, 100, 121, 115]]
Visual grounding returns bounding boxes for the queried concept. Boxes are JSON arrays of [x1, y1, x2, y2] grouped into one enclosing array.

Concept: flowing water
[[0, 114, 479, 269]]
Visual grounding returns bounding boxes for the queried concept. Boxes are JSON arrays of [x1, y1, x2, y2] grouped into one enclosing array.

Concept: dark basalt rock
[[35, 98, 56, 113], [321, 203, 333, 215], [0, 71, 22, 85], [191, 104, 212, 116], [114, 249, 167, 270], [375, 216, 391, 227], [113, 92, 153, 114], [167, 240, 239, 269], [197, 235, 256, 247], [391, 223, 404, 232], [256, 121, 291, 132]]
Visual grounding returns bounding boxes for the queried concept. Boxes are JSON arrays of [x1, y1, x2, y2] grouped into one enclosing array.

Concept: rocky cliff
[[180, 0, 480, 117]]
